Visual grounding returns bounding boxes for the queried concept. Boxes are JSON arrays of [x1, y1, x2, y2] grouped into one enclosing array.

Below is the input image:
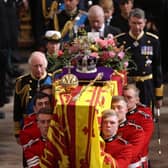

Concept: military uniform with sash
[[13, 73, 52, 138], [53, 8, 88, 41], [115, 31, 163, 106]]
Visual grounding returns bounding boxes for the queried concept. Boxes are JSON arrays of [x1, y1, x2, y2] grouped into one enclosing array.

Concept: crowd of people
[[0, 0, 167, 167]]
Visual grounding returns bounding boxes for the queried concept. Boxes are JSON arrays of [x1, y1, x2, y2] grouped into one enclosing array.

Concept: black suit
[[85, 25, 121, 38], [112, 14, 129, 33]]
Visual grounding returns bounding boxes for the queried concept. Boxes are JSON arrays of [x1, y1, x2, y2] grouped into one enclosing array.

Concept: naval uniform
[[53, 8, 88, 41], [13, 72, 52, 138], [115, 31, 163, 106]]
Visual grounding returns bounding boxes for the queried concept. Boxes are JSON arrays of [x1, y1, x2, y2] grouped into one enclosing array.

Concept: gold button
[[29, 88, 32, 91], [29, 96, 32, 99], [143, 72, 146, 74], [29, 80, 32, 83]]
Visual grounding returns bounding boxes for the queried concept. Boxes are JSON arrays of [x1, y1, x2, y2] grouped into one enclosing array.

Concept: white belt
[[128, 160, 142, 168], [141, 155, 148, 162]]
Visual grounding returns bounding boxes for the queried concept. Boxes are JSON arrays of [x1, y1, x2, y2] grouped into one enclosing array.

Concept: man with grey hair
[[13, 51, 53, 143], [86, 5, 120, 37], [115, 8, 163, 108]]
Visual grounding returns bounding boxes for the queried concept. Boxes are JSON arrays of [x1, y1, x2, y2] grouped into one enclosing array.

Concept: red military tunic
[[137, 103, 153, 117], [19, 121, 41, 146], [24, 137, 47, 168], [127, 106, 154, 168], [104, 135, 133, 168], [117, 120, 145, 168], [24, 112, 36, 125]]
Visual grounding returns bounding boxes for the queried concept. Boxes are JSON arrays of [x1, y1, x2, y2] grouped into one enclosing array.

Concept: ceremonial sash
[[61, 12, 88, 41]]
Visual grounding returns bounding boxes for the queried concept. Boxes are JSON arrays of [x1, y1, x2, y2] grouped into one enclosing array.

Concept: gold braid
[[53, 12, 59, 31], [48, 1, 58, 19], [15, 79, 30, 108], [42, 0, 58, 19], [61, 12, 82, 38], [41, 0, 59, 31], [61, 20, 74, 38], [42, 0, 48, 18]]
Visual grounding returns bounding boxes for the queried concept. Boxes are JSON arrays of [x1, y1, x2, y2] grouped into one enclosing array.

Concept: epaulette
[[79, 9, 88, 16], [137, 110, 151, 119], [114, 32, 126, 39], [23, 138, 39, 150], [23, 121, 34, 130], [146, 32, 159, 39], [117, 136, 128, 145], [16, 73, 29, 81], [128, 121, 143, 130]]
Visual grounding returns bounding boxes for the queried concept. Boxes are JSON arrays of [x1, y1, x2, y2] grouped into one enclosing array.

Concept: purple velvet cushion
[[61, 66, 113, 81]]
